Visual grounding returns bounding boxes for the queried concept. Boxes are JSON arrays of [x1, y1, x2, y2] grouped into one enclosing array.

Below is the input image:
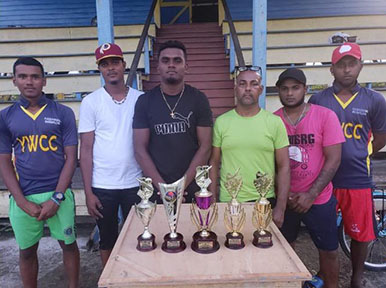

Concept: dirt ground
[[0, 218, 385, 288]]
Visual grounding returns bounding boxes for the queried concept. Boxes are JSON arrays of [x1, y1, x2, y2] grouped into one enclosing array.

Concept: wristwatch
[[51, 191, 66, 206]]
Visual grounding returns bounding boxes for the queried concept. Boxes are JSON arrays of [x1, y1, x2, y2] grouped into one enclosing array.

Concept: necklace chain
[[112, 97, 127, 105], [160, 85, 185, 119], [110, 86, 129, 105], [283, 103, 307, 126]]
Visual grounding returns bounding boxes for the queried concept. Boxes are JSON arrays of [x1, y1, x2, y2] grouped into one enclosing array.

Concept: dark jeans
[[92, 187, 139, 250]]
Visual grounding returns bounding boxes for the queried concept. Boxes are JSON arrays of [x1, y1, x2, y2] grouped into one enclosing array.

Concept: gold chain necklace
[[160, 85, 185, 119], [283, 103, 307, 126]]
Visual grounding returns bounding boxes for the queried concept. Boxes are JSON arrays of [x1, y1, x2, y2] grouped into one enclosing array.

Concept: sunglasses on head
[[236, 66, 262, 76]]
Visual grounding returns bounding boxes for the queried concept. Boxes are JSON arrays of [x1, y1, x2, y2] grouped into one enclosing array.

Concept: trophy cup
[[190, 166, 220, 254], [135, 177, 157, 251], [159, 176, 186, 253], [223, 169, 246, 249], [252, 172, 274, 248]]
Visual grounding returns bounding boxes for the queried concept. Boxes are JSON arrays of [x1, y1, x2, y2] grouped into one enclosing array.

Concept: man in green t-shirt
[[209, 68, 290, 227]]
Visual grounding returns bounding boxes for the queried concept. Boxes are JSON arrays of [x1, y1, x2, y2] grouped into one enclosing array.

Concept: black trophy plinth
[[136, 234, 157, 252], [191, 231, 220, 254], [252, 230, 273, 248], [224, 232, 245, 250], [161, 232, 186, 253]]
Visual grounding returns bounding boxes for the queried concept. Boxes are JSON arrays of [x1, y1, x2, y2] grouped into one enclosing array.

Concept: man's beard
[[279, 94, 305, 108], [166, 77, 182, 85], [108, 80, 119, 85]]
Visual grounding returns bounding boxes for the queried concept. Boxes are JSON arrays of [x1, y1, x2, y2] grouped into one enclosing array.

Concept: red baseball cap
[[95, 43, 124, 64], [331, 43, 362, 64]]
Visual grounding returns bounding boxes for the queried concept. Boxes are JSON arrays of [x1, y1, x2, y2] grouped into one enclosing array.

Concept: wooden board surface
[[1, 63, 385, 96], [241, 43, 386, 65], [234, 28, 386, 47], [98, 203, 311, 288], [0, 24, 155, 75], [0, 52, 145, 74], [0, 25, 155, 41], [223, 15, 386, 33], [0, 75, 101, 96], [222, 15, 386, 65], [1, 90, 386, 123], [0, 38, 144, 57]]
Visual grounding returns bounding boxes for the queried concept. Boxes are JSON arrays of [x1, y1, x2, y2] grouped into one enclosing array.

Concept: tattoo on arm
[[308, 167, 338, 198]]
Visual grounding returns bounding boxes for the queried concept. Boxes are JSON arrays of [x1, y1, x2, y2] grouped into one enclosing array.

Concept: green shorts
[[9, 189, 76, 250]]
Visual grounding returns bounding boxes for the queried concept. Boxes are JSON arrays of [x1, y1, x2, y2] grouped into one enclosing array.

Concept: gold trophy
[[135, 177, 157, 251], [190, 166, 220, 254], [159, 176, 186, 253], [224, 169, 246, 249], [252, 172, 274, 248]]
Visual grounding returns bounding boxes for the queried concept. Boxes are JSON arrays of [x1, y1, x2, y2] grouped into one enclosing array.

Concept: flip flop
[[303, 275, 324, 288]]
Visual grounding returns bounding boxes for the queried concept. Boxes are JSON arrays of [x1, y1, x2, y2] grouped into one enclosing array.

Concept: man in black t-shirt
[[133, 40, 213, 202]]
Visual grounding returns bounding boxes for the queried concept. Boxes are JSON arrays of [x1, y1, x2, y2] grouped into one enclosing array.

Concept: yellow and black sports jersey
[[309, 82, 386, 188], [0, 95, 77, 196]]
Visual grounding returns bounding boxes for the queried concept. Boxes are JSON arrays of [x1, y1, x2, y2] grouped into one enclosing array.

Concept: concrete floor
[[1, 158, 385, 287], [0, 220, 385, 288]]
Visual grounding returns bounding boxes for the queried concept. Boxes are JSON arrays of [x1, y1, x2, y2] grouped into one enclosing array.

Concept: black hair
[[13, 57, 45, 77], [158, 40, 187, 60]]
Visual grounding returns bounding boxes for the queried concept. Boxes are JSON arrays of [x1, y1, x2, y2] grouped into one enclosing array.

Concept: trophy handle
[[224, 206, 233, 232], [252, 208, 259, 229], [207, 202, 218, 231], [235, 207, 246, 232], [190, 203, 202, 231], [263, 210, 273, 230]]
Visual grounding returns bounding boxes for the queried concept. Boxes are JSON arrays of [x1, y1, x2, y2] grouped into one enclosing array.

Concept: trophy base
[[161, 233, 186, 253], [252, 230, 273, 248], [136, 234, 157, 252], [224, 232, 245, 250], [191, 231, 220, 254]]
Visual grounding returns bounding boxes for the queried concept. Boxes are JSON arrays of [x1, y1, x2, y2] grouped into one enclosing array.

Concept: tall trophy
[[252, 172, 274, 248], [159, 176, 186, 253], [135, 177, 157, 251], [224, 169, 246, 249], [190, 166, 220, 254]]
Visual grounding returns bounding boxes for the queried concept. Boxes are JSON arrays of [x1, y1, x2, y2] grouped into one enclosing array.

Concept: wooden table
[[99, 203, 311, 287]]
